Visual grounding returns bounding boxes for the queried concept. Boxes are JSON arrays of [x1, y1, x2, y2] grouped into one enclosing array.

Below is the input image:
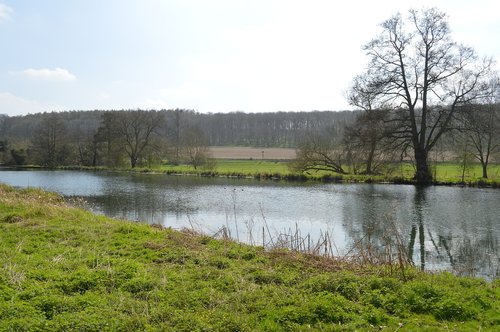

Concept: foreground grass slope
[[0, 185, 499, 331]]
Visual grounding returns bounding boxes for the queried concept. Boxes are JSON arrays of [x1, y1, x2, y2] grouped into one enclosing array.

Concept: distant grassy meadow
[[83, 146, 488, 185], [34, 146, 498, 186], [1, 184, 499, 331], [133, 159, 500, 186]]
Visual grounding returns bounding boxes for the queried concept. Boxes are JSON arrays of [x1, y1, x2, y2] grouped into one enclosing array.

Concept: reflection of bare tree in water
[[342, 186, 413, 265], [84, 177, 199, 224], [453, 231, 499, 278], [408, 187, 458, 272], [407, 187, 499, 279], [438, 235, 454, 267], [408, 187, 426, 270], [342, 185, 498, 279]]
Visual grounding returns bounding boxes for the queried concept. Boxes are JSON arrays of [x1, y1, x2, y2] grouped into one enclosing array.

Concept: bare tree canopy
[[30, 113, 69, 167], [343, 109, 393, 174], [293, 133, 346, 175], [358, 7, 493, 184], [113, 110, 165, 168], [458, 78, 500, 178], [182, 126, 211, 170]]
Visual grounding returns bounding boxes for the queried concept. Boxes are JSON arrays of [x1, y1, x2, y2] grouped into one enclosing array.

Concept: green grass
[[207, 160, 290, 174], [432, 163, 500, 183], [56, 159, 500, 186], [151, 160, 500, 185], [1, 184, 499, 331], [153, 159, 290, 175]]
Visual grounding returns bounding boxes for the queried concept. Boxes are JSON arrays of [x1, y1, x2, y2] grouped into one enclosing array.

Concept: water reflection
[[408, 186, 426, 270], [405, 186, 499, 278], [88, 175, 200, 224], [337, 185, 499, 279], [0, 170, 498, 279]]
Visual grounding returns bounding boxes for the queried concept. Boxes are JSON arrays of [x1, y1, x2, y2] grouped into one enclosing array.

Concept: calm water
[[1, 169, 499, 279]]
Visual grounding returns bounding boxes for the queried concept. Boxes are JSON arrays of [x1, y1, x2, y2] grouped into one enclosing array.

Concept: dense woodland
[[0, 104, 498, 180], [0, 109, 357, 168]]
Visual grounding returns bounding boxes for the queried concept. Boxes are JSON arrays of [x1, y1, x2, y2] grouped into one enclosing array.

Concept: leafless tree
[[458, 78, 500, 178], [345, 75, 395, 174], [96, 112, 125, 167], [293, 132, 347, 174], [343, 110, 394, 174], [172, 109, 183, 163], [114, 110, 165, 168], [359, 8, 492, 184], [73, 124, 101, 167], [30, 112, 70, 167], [182, 126, 211, 170]]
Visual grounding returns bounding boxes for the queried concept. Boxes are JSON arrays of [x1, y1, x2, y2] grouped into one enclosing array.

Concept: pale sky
[[1, 0, 499, 116]]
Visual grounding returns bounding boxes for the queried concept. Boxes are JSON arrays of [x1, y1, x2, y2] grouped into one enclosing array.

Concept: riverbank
[[1, 184, 499, 331], [46, 159, 500, 187]]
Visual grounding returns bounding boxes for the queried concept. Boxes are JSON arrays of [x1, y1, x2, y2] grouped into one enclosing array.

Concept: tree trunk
[[414, 147, 432, 185], [130, 156, 137, 168], [91, 146, 98, 167], [365, 139, 377, 174], [482, 163, 488, 179]]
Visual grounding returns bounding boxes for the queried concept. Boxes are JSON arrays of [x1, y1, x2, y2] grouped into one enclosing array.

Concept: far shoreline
[[1, 162, 499, 189]]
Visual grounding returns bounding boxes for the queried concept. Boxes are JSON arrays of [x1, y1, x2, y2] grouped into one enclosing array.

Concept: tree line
[[0, 110, 356, 168], [295, 102, 500, 178]]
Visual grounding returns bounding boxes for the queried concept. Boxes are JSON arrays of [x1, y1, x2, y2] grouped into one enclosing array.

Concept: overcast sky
[[1, 0, 499, 116]]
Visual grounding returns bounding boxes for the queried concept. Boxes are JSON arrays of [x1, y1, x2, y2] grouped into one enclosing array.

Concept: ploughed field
[[209, 146, 296, 160]]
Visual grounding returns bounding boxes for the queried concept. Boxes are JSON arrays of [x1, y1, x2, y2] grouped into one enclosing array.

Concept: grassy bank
[[0, 185, 499, 331], [115, 160, 500, 186], [161, 159, 290, 177]]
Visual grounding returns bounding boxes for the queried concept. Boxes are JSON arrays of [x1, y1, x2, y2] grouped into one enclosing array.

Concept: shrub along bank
[[0, 184, 499, 331]]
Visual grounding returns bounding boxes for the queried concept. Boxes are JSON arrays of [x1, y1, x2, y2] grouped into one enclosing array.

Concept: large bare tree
[[358, 8, 492, 184], [114, 110, 164, 168], [31, 112, 70, 167]]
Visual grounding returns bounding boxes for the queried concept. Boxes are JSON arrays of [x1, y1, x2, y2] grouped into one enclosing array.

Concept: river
[[1, 169, 498, 279]]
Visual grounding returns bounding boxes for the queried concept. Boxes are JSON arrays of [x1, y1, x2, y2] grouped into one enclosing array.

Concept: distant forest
[[0, 109, 357, 167]]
